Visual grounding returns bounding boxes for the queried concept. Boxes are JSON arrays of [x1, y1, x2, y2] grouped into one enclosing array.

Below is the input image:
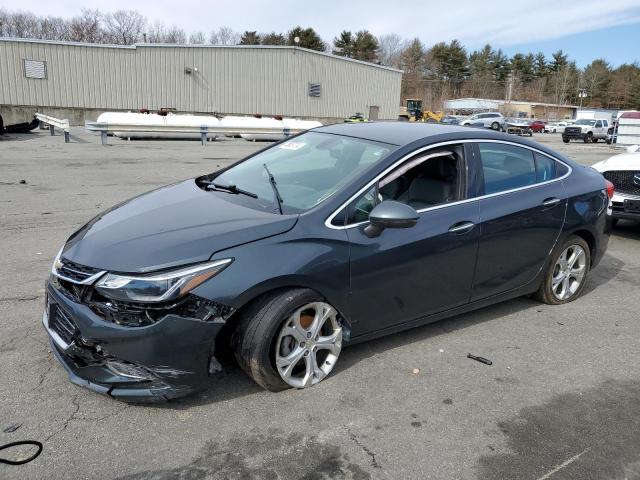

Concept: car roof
[[313, 122, 496, 146]]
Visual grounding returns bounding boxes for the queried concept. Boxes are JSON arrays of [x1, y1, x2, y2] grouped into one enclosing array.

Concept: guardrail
[[35, 113, 70, 143], [85, 121, 304, 145]]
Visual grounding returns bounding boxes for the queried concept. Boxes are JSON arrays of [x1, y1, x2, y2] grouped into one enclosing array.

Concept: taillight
[[605, 180, 615, 199]]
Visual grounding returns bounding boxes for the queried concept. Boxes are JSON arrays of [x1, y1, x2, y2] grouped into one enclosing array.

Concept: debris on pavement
[[467, 353, 492, 365], [3, 423, 21, 433]]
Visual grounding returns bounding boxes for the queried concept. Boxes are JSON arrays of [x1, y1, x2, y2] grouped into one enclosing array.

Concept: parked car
[[440, 116, 460, 125], [529, 120, 546, 133], [460, 112, 505, 131], [592, 151, 640, 225], [544, 121, 570, 134], [563, 118, 609, 143], [43, 123, 611, 401]]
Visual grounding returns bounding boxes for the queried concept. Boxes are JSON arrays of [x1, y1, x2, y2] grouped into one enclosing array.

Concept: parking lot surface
[[1, 130, 639, 480]]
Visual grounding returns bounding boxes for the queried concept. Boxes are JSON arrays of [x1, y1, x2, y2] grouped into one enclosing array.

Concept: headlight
[[95, 258, 233, 303]]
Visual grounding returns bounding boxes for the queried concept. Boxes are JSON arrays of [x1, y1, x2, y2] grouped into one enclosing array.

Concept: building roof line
[[0, 37, 403, 73], [445, 97, 580, 109]]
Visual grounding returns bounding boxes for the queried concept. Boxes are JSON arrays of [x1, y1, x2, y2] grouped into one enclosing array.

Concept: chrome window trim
[[325, 138, 573, 230]]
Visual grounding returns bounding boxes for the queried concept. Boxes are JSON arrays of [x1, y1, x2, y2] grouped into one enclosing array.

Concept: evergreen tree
[[239, 30, 260, 45], [333, 30, 353, 57], [261, 32, 286, 45], [287, 26, 325, 51]]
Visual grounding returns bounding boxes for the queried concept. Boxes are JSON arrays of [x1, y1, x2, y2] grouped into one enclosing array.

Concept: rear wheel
[[563, 136, 569, 143], [232, 289, 343, 391], [534, 236, 590, 305]]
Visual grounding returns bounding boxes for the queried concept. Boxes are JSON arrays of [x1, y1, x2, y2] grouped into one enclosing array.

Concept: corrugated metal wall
[[0, 39, 402, 119]]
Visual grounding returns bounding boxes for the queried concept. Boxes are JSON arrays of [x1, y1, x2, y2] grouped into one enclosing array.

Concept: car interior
[[344, 146, 464, 224]]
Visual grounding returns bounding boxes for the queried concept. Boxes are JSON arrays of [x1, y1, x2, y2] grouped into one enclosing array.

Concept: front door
[[344, 144, 480, 337]]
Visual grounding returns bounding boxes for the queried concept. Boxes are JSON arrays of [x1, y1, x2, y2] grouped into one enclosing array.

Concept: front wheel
[[562, 136, 569, 143], [232, 289, 343, 391], [584, 132, 593, 143], [491, 121, 500, 131], [534, 236, 591, 305]]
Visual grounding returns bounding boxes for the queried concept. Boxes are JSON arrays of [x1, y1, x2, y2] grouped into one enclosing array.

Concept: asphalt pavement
[[1, 129, 639, 480]]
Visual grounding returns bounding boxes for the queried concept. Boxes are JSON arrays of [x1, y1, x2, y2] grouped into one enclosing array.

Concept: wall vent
[[308, 83, 321, 97], [24, 59, 47, 79]]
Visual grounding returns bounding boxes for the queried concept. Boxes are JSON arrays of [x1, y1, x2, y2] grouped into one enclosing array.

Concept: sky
[[4, 0, 640, 67]]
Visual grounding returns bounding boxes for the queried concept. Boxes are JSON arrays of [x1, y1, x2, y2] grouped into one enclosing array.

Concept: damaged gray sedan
[[43, 123, 610, 401]]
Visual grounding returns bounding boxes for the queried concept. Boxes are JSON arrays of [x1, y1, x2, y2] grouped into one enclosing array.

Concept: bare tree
[[189, 31, 206, 44], [67, 9, 103, 43], [377, 33, 405, 68], [6, 11, 40, 38], [209, 26, 239, 45], [164, 26, 186, 44], [103, 9, 145, 44], [36, 15, 67, 40]]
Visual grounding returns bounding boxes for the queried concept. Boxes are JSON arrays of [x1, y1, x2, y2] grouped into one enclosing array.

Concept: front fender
[[190, 225, 351, 323]]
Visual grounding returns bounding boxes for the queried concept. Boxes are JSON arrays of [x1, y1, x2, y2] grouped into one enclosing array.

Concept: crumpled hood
[[62, 179, 297, 273], [593, 153, 640, 172]]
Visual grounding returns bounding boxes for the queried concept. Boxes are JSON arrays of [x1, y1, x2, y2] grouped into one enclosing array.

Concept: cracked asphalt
[[1, 129, 639, 479]]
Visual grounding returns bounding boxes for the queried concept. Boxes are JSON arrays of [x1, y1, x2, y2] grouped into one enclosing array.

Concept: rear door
[[471, 141, 568, 301]]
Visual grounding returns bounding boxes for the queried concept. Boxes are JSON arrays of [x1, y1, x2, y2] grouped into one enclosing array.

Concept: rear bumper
[[43, 281, 225, 401]]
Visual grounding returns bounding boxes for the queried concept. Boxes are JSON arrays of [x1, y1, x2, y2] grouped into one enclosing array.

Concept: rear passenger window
[[534, 153, 556, 182], [478, 143, 536, 194]]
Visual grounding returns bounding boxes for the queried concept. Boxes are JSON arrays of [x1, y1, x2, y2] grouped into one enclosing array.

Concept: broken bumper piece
[[44, 281, 227, 401]]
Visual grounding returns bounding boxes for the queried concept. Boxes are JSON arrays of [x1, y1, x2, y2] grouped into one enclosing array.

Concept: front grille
[[565, 127, 582, 135], [57, 258, 102, 283], [49, 305, 78, 345], [603, 171, 640, 196]]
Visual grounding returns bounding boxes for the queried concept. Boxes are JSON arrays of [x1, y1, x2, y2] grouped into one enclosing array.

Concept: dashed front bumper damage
[[44, 281, 232, 401]]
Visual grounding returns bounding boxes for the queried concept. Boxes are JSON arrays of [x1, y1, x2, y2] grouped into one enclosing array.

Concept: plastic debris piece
[[3, 423, 21, 433], [467, 353, 492, 365], [412, 368, 420, 374]]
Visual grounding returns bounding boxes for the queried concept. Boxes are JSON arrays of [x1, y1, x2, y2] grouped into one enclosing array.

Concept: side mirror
[[364, 200, 419, 238]]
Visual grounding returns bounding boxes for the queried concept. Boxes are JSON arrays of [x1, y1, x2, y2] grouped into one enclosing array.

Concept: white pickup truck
[[562, 118, 609, 143]]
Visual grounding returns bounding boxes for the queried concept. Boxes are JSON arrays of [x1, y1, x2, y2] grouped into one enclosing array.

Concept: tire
[[534, 235, 591, 305], [584, 132, 593, 143], [562, 137, 569, 143], [491, 121, 500, 131], [593, 138, 598, 143], [232, 288, 342, 391]]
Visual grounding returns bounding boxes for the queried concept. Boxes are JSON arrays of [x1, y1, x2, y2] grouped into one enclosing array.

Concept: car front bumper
[[43, 281, 226, 401]]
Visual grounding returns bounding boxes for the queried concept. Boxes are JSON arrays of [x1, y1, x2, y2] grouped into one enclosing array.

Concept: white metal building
[[0, 38, 402, 124]]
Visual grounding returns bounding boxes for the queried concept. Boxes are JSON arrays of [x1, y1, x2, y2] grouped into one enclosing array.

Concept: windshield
[[575, 119, 597, 126], [213, 132, 396, 214]]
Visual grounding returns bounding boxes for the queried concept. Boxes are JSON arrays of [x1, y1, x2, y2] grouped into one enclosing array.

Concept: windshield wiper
[[263, 164, 283, 215], [203, 181, 258, 199]]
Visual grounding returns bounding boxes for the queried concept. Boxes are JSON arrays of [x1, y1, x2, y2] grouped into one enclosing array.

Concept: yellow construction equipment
[[398, 99, 443, 123]]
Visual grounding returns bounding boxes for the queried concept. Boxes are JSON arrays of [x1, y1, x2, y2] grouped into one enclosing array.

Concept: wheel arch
[[214, 279, 352, 354], [566, 228, 597, 266]]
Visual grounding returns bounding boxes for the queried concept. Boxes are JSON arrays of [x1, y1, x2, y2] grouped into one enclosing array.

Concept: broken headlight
[[94, 258, 232, 303]]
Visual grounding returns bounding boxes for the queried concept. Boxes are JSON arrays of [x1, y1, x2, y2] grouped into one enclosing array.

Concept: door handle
[[541, 197, 561, 207], [448, 221, 475, 234]]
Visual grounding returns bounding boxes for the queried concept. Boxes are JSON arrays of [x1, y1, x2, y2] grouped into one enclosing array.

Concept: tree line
[[1, 8, 639, 110]]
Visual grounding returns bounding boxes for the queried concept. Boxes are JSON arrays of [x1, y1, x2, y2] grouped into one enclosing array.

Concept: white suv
[[460, 112, 505, 131]]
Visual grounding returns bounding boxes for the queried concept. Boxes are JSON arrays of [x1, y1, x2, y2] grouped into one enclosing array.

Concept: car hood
[[592, 153, 640, 172], [62, 180, 298, 273]]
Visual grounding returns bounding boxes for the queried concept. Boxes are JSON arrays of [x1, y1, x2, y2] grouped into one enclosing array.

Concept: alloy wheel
[[275, 302, 342, 388], [551, 244, 587, 301]]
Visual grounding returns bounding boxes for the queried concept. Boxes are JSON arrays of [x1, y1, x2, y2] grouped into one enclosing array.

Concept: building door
[[368, 106, 379, 120]]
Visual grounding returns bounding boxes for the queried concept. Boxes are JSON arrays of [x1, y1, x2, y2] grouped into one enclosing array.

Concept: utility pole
[[505, 73, 514, 103], [578, 88, 588, 108]]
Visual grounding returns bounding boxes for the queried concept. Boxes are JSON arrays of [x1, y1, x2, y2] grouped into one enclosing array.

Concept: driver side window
[[343, 146, 464, 225]]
